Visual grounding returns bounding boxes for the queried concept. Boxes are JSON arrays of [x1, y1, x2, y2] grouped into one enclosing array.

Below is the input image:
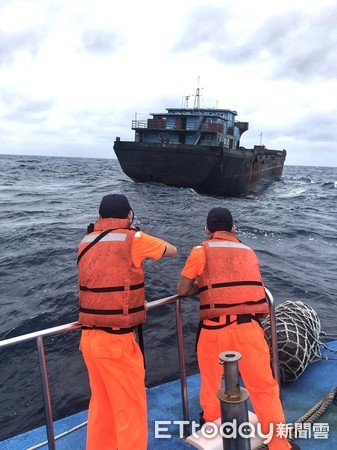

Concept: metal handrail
[[0, 290, 280, 450], [265, 287, 281, 386], [0, 295, 189, 449], [146, 294, 190, 435], [0, 322, 81, 349]]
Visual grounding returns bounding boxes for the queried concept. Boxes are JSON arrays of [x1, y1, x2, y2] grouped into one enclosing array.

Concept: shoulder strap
[[77, 229, 113, 265]]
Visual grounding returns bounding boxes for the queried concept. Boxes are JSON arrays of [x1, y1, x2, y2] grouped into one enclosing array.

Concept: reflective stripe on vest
[[81, 232, 127, 243], [207, 241, 249, 249]]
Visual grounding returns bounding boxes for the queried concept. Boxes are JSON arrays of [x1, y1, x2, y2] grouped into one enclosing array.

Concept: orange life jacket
[[199, 231, 268, 320], [77, 218, 146, 328]]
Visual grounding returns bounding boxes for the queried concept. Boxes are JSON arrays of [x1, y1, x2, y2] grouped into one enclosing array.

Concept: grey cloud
[[79, 30, 123, 54], [0, 0, 11, 7], [262, 112, 337, 144], [288, 114, 337, 142], [172, 5, 231, 52], [173, 4, 337, 81], [1, 92, 56, 123], [0, 29, 46, 67], [65, 109, 122, 147], [252, 7, 337, 81], [70, 109, 113, 130]]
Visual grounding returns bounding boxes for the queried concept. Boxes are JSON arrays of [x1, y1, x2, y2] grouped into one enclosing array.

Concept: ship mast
[[193, 76, 201, 110], [193, 88, 200, 110]]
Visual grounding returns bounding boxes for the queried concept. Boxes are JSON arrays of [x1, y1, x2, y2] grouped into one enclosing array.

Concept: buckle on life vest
[[201, 314, 258, 329], [237, 314, 253, 324], [201, 316, 234, 329]]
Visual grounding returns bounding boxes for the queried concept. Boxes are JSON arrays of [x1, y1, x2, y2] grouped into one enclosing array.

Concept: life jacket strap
[[80, 282, 145, 293], [202, 314, 262, 328], [82, 325, 137, 334], [195, 314, 262, 350], [199, 280, 263, 293], [79, 304, 145, 315], [200, 297, 267, 311], [77, 229, 113, 265]]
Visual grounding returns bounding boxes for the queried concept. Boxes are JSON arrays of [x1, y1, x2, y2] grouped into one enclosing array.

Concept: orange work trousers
[[197, 317, 291, 450], [80, 329, 147, 450]]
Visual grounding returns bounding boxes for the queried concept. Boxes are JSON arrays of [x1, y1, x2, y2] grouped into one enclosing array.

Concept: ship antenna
[[259, 132, 263, 146], [184, 95, 190, 108]]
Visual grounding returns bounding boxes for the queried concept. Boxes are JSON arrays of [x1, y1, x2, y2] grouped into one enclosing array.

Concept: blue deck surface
[[1, 342, 336, 450]]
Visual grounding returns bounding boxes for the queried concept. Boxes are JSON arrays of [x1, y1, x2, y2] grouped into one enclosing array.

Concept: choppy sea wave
[[0, 154, 336, 440]]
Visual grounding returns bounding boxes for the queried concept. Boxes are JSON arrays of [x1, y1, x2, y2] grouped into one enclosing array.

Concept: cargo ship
[[113, 91, 286, 196]]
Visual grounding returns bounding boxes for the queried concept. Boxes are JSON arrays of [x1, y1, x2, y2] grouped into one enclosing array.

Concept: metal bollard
[[217, 351, 251, 450]]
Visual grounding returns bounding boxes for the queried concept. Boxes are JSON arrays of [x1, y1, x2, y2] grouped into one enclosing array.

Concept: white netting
[[261, 300, 322, 384]]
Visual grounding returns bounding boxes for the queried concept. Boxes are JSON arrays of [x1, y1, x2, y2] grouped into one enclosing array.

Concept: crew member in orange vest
[[78, 194, 177, 450], [177, 207, 299, 450]]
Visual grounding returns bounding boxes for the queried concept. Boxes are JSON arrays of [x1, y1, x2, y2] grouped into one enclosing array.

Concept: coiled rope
[[254, 386, 337, 449]]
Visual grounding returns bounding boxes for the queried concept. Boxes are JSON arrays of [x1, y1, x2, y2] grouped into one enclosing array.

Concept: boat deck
[[1, 341, 336, 450]]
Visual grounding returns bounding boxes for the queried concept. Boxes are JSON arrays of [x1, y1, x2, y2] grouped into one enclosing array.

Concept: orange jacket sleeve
[[181, 246, 206, 280], [131, 231, 167, 268]]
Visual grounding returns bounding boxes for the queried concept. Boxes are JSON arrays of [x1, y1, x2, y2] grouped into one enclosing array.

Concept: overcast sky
[[1, 0, 336, 166]]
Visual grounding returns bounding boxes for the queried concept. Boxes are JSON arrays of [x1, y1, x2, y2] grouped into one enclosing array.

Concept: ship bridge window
[[201, 134, 211, 141]]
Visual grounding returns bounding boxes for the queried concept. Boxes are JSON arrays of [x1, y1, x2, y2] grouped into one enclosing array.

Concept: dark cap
[[99, 194, 132, 219], [207, 207, 233, 233]]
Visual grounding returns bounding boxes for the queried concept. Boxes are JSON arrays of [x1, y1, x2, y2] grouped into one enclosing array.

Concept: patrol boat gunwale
[[113, 90, 287, 197]]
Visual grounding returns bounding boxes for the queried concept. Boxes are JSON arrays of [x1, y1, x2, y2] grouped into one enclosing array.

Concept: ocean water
[[0, 154, 336, 441]]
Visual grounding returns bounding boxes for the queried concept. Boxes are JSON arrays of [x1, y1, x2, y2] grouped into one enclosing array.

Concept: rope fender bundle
[[261, 300, 322, 384]]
